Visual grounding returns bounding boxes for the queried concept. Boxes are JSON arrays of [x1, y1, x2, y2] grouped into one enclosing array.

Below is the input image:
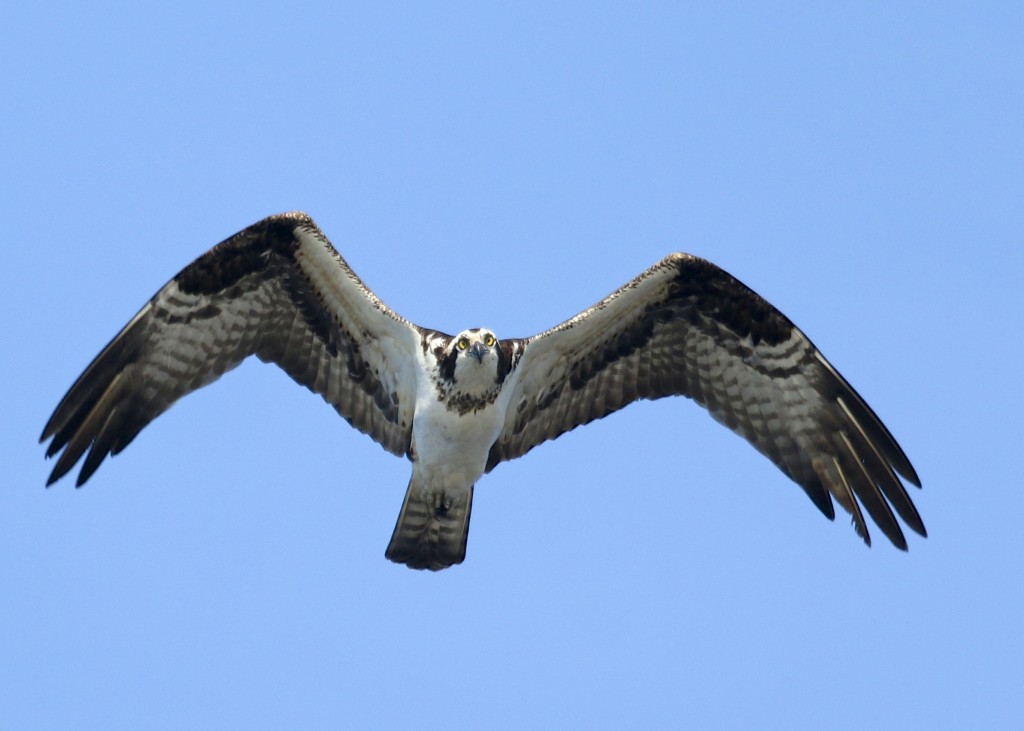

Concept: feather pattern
[[488, 253, 924, 548], [41, 212, 420, 486]]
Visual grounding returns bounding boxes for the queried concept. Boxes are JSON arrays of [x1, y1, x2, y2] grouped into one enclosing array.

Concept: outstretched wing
[[488, 253, 924, 549], [41, 212, 421, 486]]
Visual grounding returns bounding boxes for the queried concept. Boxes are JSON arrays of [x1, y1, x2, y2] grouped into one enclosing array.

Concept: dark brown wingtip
[[904, 464, 923, 489], [848, 511, 871, 547], [859, 524, 873, 548]]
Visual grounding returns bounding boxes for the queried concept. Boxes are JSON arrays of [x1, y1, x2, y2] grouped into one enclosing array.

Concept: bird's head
[[439, 328, 502, 394], [454, 329, 497, 363]]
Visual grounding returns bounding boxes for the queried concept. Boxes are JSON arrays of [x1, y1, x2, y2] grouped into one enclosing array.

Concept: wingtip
[[44, 460, 71, 488], [858, 522, 872, 548], [850, 515, 871, 547], [44, 459, 65, 487], [44, 463, 92, 489]]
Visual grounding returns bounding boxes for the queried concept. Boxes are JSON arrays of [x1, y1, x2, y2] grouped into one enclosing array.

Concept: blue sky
[[2, 2, 1022, 728]]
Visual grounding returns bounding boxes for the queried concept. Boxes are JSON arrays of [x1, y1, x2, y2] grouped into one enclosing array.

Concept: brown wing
[[41, 212, 421, 486], [488, 253, 924, 549]]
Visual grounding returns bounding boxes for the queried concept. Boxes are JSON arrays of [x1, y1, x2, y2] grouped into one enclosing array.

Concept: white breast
[[410, 344, 507, 492], [412, 389, 504, 488]]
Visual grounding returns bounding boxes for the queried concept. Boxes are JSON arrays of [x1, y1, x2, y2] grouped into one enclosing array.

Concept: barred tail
[[385, 476, 473, 571]]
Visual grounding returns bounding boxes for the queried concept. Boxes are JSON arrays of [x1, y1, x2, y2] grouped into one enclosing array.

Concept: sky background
[[2, 2, 1022, 729]]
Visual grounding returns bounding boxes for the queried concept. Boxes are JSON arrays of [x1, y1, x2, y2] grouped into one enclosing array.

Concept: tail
[[385, 476, 474, 571]]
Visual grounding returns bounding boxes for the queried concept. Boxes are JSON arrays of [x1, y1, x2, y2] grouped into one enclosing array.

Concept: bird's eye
[[484, 334, 496, 347], [456, 338, 469, 350]]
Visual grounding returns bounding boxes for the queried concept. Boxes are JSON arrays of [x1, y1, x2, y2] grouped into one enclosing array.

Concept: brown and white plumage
[[42, 212, 419, 484], [41, 212, 925, 570], [487, 254, 924, 548]]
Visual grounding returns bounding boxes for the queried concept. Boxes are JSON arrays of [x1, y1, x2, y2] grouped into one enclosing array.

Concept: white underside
[[410, 352, 506, 496]]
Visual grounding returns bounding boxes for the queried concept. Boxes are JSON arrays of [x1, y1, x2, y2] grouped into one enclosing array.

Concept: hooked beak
[[468, 342, 487, 363]]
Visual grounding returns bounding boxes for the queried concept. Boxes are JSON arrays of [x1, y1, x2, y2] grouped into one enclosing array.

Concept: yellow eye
[[484, 334, 496, 347], [456, 338, 469, 350]]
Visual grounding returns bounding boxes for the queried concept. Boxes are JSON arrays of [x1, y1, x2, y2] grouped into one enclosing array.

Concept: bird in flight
[[41, 212, 925, 569]]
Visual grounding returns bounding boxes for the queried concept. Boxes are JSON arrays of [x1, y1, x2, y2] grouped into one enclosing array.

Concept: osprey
[[41, 212, 925, 569]]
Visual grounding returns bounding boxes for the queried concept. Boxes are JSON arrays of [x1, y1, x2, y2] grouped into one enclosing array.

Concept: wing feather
[[41, 212, 420, 486], [489, 253, 924, 548]]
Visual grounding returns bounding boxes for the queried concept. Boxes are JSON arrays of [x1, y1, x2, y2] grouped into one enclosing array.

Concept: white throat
[[451, 351, 498, 395]]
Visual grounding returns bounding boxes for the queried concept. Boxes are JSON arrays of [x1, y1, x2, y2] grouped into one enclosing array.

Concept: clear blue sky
[[2, 2, 1021, 729]]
